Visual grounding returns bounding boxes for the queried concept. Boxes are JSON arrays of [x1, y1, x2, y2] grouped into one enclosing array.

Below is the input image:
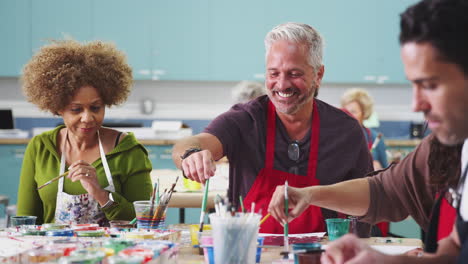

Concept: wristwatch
[[101, 192, 115, 210], [180, 147, 202, 160]]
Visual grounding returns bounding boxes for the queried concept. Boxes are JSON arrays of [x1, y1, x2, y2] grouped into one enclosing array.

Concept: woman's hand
[[67, 160, 103, 196]]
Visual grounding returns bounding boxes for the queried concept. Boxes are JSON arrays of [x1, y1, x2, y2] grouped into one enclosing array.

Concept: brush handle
[[36, 171, 70, 190]]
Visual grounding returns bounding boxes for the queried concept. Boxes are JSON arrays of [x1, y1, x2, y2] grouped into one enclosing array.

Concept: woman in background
[[17, 40, 153, 225], [341, 88, 389, 170]]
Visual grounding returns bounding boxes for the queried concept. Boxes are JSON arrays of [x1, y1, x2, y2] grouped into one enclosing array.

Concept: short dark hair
[[399, 0, 468, 75]]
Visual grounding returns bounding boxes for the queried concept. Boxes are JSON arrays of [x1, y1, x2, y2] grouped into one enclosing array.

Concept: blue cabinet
[[0, 0, 31, 76], [0, 145, 26, 217], [92, 0, 153, 80], [1, 0, 417, 83], [31, 0, 92, 54], [145, 145, 176, 170]]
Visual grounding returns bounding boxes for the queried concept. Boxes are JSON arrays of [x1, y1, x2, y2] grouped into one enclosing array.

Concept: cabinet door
[[92, 0, 153, 80], [151, 0, 211, 81], [266, 0, 380, 83], [145, 145, 176, 170], [31, 0, 92, 53], [0, 0, 31, 76], [375, 0, 418, 84], [208, 0, 269, 81], [0, 145, 26, 215]]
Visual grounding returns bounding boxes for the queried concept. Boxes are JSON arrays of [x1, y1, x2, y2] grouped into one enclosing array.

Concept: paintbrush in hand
[[199, 179, 210, 233], [37, 171, 69, 190], [284, 180, 289, 254]]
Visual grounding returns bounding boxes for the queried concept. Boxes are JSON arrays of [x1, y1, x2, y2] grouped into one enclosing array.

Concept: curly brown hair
[[22, 39, 133, 114]]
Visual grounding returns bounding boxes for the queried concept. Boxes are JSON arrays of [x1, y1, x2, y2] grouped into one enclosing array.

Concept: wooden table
[[171, 224, 423, 264]]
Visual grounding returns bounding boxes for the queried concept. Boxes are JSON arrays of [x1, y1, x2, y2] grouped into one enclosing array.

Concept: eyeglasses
[[288, 141, 300, 174], [288, 141, 300, 161]]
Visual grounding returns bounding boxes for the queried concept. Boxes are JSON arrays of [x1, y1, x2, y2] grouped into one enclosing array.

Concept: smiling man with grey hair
[[172, 22, 373, 235]]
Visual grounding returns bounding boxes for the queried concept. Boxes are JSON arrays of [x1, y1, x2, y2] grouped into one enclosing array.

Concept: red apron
[[243, 100, 325, 234], [365, 127, 389, 236]]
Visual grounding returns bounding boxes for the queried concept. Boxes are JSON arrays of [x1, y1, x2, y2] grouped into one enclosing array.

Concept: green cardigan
[[17, 126, 153, 224]]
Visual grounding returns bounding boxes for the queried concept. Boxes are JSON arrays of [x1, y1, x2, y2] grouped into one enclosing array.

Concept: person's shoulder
[[223, 95, 268, 121], [316, 99, 359, 127]]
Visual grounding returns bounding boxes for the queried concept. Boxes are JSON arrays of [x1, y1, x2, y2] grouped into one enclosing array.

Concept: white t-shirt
[[459, 139, 468, 220]]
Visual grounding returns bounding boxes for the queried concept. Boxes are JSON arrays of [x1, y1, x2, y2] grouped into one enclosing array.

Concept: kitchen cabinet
[[0, 145, 26, 217], [31, 0, 93, 54], [0, 0, 31, 76], [1, 0, 417, 83], [92, 0, 153, 80]]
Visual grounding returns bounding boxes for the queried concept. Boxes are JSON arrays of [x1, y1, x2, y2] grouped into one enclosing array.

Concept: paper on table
[[321, 244, 420, 255]]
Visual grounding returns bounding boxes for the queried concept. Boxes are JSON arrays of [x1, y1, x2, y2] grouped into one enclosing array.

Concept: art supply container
[[46, 229, 75, 237], [43, 223, 70, 230], [69, 249, 106, 262], [183, 177, 202, 191], [190, 224, 212, 246], [124, 230, 156, 240], [133, 200, 167, 229], [256, 236, 265, 263], [103, 239, 136, 254], [292, 243, 322, 264], [26, 248, 63, 263], [209, 212, 261, 264], [107, 255, 145, 264], [75, 229, 105, 237], [20, 225, 46, 236], [9, 215, 37, 227], [326, 218, 350, 241], [71, 223, 99, 230], [109, 220, 136, 230], [119, 247, 154, 263], [201, 236, 214, 264], [47, 239, 78, 256]]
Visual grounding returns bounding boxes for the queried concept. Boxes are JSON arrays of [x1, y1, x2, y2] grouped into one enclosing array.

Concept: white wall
[[0, 78, 424, 121]]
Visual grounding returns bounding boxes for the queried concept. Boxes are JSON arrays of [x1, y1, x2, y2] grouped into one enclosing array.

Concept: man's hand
[[181, 149, 216, 183], [321, 234, 390, 264], [268, 185, 313, 224]]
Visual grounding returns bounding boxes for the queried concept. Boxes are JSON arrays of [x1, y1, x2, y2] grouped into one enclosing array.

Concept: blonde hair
[[22, 39, 133, 115], [340, 88, 374, 120]]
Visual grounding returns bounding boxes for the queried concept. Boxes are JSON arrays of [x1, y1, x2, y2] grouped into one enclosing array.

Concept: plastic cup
[[256, 236, 265, 263], [209, 212, 261, 264], [189, 224, 212, 246], [201, 236, 214, 264], [183, 177, 202, 191], [326, 218, 350, 241], [133, 201, 167, 229], [292, 243, 322, 264], [10, 216, 37, 227]]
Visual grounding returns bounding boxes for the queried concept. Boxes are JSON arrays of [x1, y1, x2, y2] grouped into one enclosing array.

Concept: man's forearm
[[309, 178, 371, 216]]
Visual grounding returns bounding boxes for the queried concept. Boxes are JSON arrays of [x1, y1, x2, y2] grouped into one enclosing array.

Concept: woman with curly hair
[[17, 40, 153, 225]]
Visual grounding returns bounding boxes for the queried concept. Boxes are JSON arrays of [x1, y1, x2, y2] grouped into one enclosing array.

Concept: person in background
[[271, 0, 468, 262], [231, 80, 266, 104], [172, 22, 373, 235], [341, 88, 388, 170], [17, 40, 153, 225]]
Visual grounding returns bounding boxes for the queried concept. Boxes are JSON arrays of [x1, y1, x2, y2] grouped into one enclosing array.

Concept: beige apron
[[54, 130, 115, 226]]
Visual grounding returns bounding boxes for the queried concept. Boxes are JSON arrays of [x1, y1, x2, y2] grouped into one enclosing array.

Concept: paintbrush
[[37, 171, 69, 190], [259, 213, 271, 226], [149, 182, 158, 218], [199, 179, 210, 233], [284, 180, 289, 255], [371, 133, 383, 151]]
